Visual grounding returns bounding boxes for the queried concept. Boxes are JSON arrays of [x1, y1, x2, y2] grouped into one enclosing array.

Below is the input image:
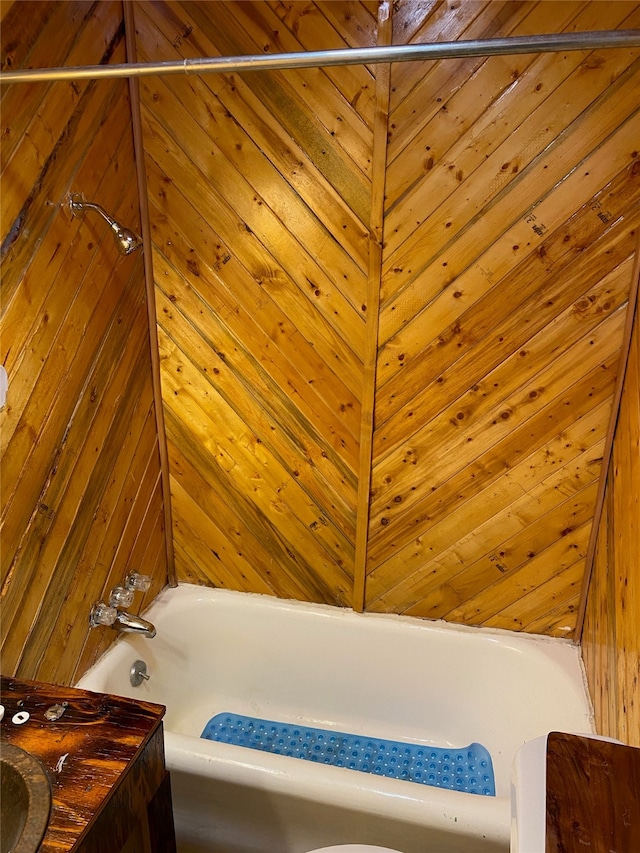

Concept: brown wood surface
[[0, 675, 172, 853], [126, 0, 639, 638], [354, 0, 392, 611], [0, 0, 170, 685], [582, 286, 640, 747], [546, 732, 640, 852], [125, 0, 176, 589], [367, 0, 640, 635], [133, 0, 376, 606], [2, 2, 639, 716]]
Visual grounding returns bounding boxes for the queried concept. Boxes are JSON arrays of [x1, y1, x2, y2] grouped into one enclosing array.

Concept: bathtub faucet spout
[[114, 610, 157, 638], [89, 602, 156, 638]]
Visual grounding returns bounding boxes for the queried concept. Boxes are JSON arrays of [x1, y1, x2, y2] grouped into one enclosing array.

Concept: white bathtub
[[77, 584, 593, 853]]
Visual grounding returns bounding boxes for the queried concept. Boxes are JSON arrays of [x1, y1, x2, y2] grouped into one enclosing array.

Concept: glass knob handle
[[109, 586, 135, 608], [125, 572, 151, 592], [90, 602, 117, 627]]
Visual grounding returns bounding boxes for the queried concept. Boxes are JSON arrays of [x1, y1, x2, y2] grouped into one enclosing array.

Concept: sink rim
[[1, 741, 51, 853]]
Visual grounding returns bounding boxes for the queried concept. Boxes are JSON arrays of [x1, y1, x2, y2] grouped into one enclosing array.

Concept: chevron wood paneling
[[0, 0, 168, 685], [131, 0, 639, 636], [3, 0, 638, 702], [368, 0, 640, 636], [582, 289, 639, 747], [132, 0, 379, 605]]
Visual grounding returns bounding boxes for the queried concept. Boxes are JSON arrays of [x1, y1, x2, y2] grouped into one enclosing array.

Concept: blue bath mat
[[201, 713, 495, 796]]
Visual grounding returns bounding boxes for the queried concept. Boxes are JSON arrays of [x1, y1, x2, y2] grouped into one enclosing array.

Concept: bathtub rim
[[138, 583, 585, 647], [109, 583, 596, 717], [165, 729, 511, 846], [78, 583, 595, 764]]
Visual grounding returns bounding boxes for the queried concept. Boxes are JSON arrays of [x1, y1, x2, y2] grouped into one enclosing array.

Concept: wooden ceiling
[[131, 0, 640, 636]]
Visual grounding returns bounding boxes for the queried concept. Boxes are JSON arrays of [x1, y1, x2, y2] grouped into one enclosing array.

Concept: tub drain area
[[201, 713, 495, 796]]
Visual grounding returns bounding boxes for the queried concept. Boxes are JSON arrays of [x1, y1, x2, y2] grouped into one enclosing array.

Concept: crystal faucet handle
[[90, 602, 118, 627], [125, 572, 151, 592], [109, 586, 135, 608]]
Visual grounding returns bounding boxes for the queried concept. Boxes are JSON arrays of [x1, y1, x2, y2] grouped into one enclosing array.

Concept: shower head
[[68, 193, 143, 256]]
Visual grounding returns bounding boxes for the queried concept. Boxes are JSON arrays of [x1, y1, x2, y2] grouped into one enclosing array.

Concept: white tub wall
[[163, 728, 513, 852], [168, 763, 508, 853]]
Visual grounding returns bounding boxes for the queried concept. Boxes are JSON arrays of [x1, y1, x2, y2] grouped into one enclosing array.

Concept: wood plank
[[376, 186, 640, 440], [368, 339, 622, 576], [380, 121, 639, 385], [267, 0, 378, 127], [169, 475, 274, 594], [353, 0, 391, 611], [1, 1, 97, 167], [370, 302, 626, 531], [367, 387, 607, 588], [1, 2, 126, 227], [486, 561, 584, 636], [613, 308, 639, 744], [137, 74, 366, 358], [184, 0, 372, 222], [576, 226, 640, 637], [203, 0, 375, 173], [135, 2, 370, 274], [6, 285, 149, 676], [125, 0, 176, 589], [1, 0, 167, 685], [1, 179, 142, 576], [140, 108, 365, 397], [47, 399, 158, 684], [165, 410, 351, 604], [143, 157, 362, 439], [380, 114, 640, 350], [132, 40, 369, 307], [382, 57, 640, 310], [422, 478, 597, 630], [1, 93, 135, 453], [155, 281, 358, 537], [74, 462, 167, 681], [158, 329, 355, 578], [376, 244, 634, 485], [389, 0, 500, 111], [369, 429, 604, 611], [442, 520, 591, 628], [317, 1, 379, 52], [386, 1, 629, 210]]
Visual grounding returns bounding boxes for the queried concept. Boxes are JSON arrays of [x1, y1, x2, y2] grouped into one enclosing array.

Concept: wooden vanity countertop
[[0, 674, 166, 852], [546, 731, 640, 853]]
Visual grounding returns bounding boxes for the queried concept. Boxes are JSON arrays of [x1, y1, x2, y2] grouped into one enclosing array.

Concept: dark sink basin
[[0, 742, 51, 853]]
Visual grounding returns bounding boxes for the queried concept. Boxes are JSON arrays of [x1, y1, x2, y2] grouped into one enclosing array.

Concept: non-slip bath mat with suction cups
[[201, 713, 495, 796]]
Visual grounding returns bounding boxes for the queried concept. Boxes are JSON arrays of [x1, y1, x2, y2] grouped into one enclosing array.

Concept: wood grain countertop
[[0, 675, 167, 852]]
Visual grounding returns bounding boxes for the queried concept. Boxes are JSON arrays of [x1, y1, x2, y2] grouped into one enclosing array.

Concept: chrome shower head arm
[[68, 193, 143, 256], [69, 194, 116, 226]]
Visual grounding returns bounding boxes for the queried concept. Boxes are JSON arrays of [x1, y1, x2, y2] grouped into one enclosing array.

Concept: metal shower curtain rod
[[1, 29, 639, 84]]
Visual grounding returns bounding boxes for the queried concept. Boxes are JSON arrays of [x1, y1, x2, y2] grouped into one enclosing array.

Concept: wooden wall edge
[[353, 1, 392, 611], [124, 0, 176, 586], [574, 225, 640, 640]]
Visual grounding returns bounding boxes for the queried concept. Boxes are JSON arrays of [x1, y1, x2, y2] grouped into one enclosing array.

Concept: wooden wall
[[368, 0, 640, 636], [2, 0, 636, 693], [132, 0, 639, 637], [133, 0, 373, 605], [0, 0, 168, 685], [582, 289, 639, 747]]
